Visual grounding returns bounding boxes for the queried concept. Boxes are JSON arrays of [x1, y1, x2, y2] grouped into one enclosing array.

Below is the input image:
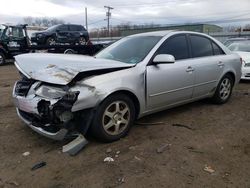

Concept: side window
[[212, 42, 225, 55], [58, 25, 68, 31], [69, 25, 85, 31], [190, 35, 213, 58], [12, 27, 24, 38], [157, 35, 189, 60], [69, 25, 77, 31], [5, 27, 24, 38]]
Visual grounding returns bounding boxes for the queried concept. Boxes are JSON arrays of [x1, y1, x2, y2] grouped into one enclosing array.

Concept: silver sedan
[[13, 31, 241, 143]]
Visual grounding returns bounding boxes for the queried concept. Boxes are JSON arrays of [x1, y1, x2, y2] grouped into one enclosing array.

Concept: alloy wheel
[[79, 37, 86, 45], [219, 78, 231, 100], [48, 38, 56, 45], [102, 101, 130, 136]]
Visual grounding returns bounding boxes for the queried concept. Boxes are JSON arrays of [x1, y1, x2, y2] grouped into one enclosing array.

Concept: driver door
[[146, 34, 195, 109]]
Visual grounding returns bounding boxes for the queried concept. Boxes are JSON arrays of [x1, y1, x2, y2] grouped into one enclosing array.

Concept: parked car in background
[[31, 24, 89, 45], [228, 40, 250, 80], [13, 31, 241, 143], [223, 37, 249, 47]]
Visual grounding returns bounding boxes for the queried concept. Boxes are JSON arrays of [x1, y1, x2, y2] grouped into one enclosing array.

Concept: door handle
[[218, 61, 224, 67], [186, 66, 195, 73]]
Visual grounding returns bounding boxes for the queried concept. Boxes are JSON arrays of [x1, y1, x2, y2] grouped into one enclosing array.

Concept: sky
[[0, 0, 249, 29]]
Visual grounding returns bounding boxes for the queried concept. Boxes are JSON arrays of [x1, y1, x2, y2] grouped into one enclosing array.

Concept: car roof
[[227, 38, 249, 41], [127, 30, 211, 38], [1, 23, 27, 28]]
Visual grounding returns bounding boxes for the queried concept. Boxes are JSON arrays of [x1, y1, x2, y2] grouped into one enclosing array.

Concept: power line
[[88, 19, 105, 25]]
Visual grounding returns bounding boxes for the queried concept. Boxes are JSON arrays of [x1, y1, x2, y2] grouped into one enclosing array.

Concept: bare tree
[[23, 17, 65, 27], [23, 17, 33, 26]]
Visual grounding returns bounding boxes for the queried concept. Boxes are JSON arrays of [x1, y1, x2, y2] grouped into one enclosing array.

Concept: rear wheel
[[90, 94, 135, 142], [78, 37, 86, 45], [211, 74, 233, 104], [0, 52, 6, 65]]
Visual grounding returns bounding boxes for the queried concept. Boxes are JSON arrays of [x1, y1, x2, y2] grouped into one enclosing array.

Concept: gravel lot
[[0, 64, 250, 188]]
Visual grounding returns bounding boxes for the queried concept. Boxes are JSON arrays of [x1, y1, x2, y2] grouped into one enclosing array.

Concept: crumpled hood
[[15, 53, 133, 85]]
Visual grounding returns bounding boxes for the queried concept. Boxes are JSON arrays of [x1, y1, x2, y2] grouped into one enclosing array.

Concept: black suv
[[31, 24, 89, 45]]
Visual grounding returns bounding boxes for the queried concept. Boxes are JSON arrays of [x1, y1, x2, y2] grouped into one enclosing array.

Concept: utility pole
[[85, 7, 88, 31], [104, 6, 114, 37]]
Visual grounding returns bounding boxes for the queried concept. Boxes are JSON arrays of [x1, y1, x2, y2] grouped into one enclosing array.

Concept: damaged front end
[[13, 73, 93, 142]]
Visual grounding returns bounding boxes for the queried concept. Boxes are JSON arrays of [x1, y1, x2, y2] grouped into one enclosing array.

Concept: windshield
[[95, 36, 162, 64], [228, 41, 250, 52], [46, 25, 59, 31], [0, 25, 6, 38]]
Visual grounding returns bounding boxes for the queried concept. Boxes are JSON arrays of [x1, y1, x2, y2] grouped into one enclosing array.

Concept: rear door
[[146, 34, 195, 109], [69, 25, 81, 42], [188, 34, 226, 98], [56, 25, 70, 43]]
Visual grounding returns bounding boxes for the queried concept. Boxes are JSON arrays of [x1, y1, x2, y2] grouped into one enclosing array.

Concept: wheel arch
[[224, 71, 236, 86]]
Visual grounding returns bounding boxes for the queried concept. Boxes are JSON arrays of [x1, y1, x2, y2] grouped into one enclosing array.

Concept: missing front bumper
[[17, 109, 68, 140]]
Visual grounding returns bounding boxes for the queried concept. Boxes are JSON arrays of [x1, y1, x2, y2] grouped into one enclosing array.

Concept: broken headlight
[[35, 85, 66, 99]]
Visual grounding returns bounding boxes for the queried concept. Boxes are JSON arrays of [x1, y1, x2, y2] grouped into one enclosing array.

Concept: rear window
[[190, 35, 213, 58], [212, 42, 225, 55], [69, 25, 85, 31]]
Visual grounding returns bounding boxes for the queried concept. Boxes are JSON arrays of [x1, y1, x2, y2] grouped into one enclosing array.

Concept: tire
[[46, 37, 56, 45], [78, 36, 86, 45], [90, 94, 136, 142], [0, 52, 6, 66], [64, 49, 76, 54], [211, 74, 234, 104]]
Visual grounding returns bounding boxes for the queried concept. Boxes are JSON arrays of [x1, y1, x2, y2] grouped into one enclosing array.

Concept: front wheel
[[90, 94, 136, 142], [211, 74, 233, 104], [46, 37, 56, 45]]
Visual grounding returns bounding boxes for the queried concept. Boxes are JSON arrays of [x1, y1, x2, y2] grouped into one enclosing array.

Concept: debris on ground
[[204, 165, 215, 174], [22, 151, 30, 157], [118, 177, 125, 184], [106, 148, 112, 153], [157, 144, 171, 153], [116, 151, 120, 155], [31, 161, 47, 171], [104, 157, 114, 162], [2, 84, 10, 87], [185, 146, 204, 154], [115, 155, 119, 158], [62, 134, 88, 156], [172, 123, 195, 130], [129, 146, 136, 150], [134, 156, 141, 161], [6, 181, 19, 187]]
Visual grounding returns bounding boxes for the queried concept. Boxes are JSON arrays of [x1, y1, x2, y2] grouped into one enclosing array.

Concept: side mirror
[[152, 54, 175, 64]]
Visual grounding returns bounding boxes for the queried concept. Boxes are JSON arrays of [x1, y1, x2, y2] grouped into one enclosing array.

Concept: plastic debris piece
[[22, 151, 30, 157], [204, 165, 215, 173], [104, 157, 114, 162], [31, 161, 46, 171], [62, 134, 88, 156]]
